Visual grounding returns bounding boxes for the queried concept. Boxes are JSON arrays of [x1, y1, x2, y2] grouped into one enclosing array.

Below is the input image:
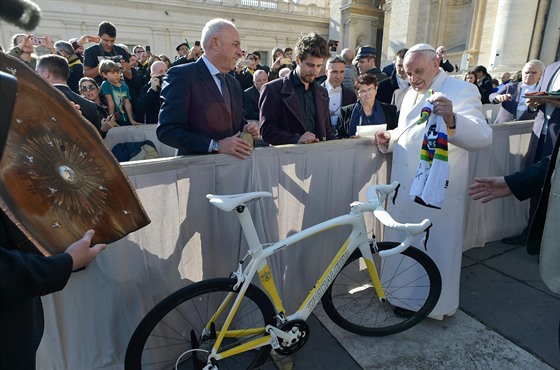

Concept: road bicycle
[[125, 182, 442, 369]]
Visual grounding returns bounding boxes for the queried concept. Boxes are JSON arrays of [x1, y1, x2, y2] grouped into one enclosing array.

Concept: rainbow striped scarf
[[410, 91, 449, 209]]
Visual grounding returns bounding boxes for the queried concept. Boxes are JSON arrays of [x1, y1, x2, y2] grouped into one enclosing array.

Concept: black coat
[[376, 71, 400, 104], [0, 212, 73, 368], [55, 85, 105, 138], [337, 100, 398, 138], [243, 85, 260, 121]]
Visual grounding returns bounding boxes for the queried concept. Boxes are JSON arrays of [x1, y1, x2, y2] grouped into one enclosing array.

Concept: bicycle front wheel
[[125, 278, 276, 370], [321, 242, 441, 336]]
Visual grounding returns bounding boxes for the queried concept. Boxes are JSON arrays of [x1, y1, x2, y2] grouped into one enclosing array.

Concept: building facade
[[1, 0, 558, 75]]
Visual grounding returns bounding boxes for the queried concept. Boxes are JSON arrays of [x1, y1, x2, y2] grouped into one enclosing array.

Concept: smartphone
[[238, 59, 250, 67], [30, 36, 46, 46], [280, 57, 292, 65], [194, 41, 201, 47], [145, 45, 151, 53]]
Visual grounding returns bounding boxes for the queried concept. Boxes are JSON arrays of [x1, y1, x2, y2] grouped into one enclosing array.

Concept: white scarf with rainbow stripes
[[409, 90, 449, 209]]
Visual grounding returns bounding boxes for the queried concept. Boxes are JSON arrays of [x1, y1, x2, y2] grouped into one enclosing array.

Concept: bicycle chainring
[[273, 319, 310, 356]]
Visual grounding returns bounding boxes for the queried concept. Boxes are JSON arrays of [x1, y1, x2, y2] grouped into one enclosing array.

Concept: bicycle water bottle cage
[[231, 263, 246, 290], [391, 183, 400, 204]]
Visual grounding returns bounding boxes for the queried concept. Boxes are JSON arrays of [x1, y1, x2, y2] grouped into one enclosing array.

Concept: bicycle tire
[[125, 278, 276, 370], [321, 242, 441, 336]]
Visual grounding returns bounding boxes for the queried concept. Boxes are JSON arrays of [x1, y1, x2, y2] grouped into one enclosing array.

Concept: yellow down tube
[[363, 257, 386, 300], [258, 263, 286, 314]]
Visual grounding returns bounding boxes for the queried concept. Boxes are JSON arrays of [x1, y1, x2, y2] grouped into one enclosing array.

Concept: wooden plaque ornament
[[0, 52, 150, 256]]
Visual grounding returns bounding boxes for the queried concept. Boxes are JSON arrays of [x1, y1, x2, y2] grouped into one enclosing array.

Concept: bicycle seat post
[[236, 205, 264, 255]]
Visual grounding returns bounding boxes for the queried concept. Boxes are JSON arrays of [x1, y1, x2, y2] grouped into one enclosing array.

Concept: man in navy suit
[[157, 18, 259, 159], [35, 54, 109, 138], [377, 48, 409, 104], [488, 60, 545, 123], [259, 33, 337, 145], [321, 55, 357, 131], [243, 69, 268, 121]]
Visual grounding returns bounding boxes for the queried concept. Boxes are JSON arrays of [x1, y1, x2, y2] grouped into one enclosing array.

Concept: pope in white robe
[[376, 44, 493, 319]]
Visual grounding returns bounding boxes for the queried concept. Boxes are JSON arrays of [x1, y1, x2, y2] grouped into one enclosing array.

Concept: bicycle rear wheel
[[321, 242, 441, 336], [125, 278, 276, 369]]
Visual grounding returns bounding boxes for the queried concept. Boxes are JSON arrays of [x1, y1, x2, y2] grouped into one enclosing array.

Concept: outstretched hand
[[468, 176, 512, 203], [65, 230, 107, 270]]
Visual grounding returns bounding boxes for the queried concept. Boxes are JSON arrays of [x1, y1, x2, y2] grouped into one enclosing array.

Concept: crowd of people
[[2, 15, 559, 368]]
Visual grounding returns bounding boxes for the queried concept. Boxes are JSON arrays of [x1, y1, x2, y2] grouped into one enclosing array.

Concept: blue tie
[[216, 73, 231, 113]]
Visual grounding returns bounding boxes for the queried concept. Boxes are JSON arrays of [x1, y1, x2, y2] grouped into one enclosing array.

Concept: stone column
[[340, 0, 384, 52], [486, 0, 540, 72]]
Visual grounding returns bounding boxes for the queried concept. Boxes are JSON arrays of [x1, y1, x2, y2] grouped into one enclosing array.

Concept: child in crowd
[[98, 59, 139, 125]]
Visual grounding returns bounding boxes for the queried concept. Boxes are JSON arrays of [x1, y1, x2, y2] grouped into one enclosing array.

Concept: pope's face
[[404, 52, 439, 93]]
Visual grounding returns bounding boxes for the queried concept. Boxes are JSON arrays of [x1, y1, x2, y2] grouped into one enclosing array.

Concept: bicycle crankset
[[274, 319, 310, 356]]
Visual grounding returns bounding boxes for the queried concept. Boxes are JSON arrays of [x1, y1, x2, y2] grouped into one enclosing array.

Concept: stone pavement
[[270, 241, 560, 370]]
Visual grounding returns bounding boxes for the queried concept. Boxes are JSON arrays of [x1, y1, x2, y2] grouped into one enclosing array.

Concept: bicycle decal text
[[306, 249, 351, 310]]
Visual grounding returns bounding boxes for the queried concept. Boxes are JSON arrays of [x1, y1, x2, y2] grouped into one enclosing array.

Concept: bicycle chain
[[196, 333, 294, 370]]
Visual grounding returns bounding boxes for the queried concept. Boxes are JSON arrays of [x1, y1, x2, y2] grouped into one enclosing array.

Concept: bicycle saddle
[[206, 192, 272, 211]]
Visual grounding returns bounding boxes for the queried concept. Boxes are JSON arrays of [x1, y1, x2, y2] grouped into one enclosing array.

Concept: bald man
[[135, 61, 168, 123], [436, 45, 454, 73], [243, 69, 268, 120], [157, 18, 259, 158]]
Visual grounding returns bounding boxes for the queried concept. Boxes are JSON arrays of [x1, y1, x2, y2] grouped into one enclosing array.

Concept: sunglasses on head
[[80, 85, 97, 92]]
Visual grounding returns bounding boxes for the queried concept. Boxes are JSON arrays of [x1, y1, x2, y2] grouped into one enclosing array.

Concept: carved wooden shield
[[0, 53, 150, 256]]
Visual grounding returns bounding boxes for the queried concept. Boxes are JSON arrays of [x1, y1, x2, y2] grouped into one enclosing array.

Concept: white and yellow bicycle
[[125, 182, 442, 369]]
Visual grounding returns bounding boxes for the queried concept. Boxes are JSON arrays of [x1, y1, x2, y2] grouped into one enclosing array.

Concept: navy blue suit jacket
[[157, 58, 246, 155], [54, 85, 104, 137], [243, 85, 260, 120], [259, 72, 337, 145], [488, 82, 538, 123]]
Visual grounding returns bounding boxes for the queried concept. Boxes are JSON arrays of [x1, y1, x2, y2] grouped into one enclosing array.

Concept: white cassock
[[378, 69, 493, 318]]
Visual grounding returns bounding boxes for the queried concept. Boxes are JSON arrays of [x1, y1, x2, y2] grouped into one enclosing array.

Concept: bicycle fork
[[359, 239, 387, 302]]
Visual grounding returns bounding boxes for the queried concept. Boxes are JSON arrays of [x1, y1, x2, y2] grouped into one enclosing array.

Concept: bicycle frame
[[206, 198, 391, 363]]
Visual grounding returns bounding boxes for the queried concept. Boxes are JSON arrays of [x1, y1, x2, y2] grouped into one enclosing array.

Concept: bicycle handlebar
[[352, 182, 432, 257], [366, 181, 400, 204]]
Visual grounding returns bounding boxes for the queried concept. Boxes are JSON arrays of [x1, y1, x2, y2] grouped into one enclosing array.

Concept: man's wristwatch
[[211, 140, 221, 153]]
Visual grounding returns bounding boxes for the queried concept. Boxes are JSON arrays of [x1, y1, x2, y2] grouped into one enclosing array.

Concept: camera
[[328, 39, 339, 52], [30, 35, 46, 46], [280, 57, 292, 65], [237, 59, 250, 68], [145, 45, 151, 53]]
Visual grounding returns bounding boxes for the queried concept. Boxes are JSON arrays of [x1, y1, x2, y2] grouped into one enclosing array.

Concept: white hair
[[253, 69, 267, 81], [525, 59, 546, 73], [201, 18, 236, 50]]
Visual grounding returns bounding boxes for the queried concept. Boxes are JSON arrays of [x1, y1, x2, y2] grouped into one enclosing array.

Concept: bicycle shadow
[[38, 234, 190, 368], [254, 140, 389, 312]]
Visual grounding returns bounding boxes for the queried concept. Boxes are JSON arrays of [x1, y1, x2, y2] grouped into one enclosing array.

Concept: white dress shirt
[[326, 81, 343, 128]]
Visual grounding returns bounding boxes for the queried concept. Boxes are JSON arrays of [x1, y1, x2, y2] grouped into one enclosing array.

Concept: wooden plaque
[[0, 53, 150, 256]]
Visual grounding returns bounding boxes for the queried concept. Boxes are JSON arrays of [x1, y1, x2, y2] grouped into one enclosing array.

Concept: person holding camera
[[135, 60, 168, 124], [268, 47, 293, 81], [8, 33, 55, 70], [83, 21, 131, 85], [234, 53, 257, 90], [172, 41, 202, 67]]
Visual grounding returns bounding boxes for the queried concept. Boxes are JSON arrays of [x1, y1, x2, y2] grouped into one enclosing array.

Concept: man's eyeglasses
[[135, 50, 145, 54], [80, 85, 97, 92]]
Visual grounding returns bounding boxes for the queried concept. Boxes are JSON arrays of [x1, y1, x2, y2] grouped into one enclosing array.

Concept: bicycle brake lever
[[391, 183, 400, 205], [422, 223, 432, 251]]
